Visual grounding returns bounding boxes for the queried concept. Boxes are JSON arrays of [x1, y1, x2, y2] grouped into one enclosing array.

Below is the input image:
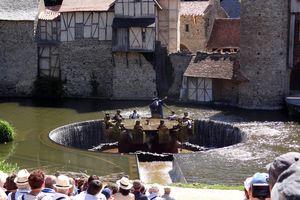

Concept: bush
[[0, 161, 18, 173], [33, 77, 65, 99], [0, 120, 15, 144]]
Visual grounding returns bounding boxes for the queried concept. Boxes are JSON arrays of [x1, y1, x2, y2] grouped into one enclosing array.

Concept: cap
[[101, 188, 111, 199], [251, 173, 269, 185]]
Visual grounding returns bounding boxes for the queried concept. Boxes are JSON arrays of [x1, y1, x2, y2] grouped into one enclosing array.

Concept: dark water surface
[[0, 98, 299, 185]]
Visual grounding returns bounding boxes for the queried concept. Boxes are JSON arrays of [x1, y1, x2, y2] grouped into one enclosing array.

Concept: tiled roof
[[184, 52, 247, 82], [180, 1, 210, 16], [39, 6, 60, 20], [206, 18, 240, 49], [59, 0, 115, 12], [0, 0, 39, 21]]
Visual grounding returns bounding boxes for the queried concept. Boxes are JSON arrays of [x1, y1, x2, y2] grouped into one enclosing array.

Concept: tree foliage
[[0, 120, 15, 144]]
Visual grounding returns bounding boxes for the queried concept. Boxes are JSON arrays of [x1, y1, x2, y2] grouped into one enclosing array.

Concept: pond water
[[0, 98, 299, 185]]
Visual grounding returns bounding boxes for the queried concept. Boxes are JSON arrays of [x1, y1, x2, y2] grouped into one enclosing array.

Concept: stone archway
[[290, 64, 300, 91]]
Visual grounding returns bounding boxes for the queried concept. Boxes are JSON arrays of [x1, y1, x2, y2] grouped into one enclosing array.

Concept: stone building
[[238, 0, 290, 109], [179, 0, 228, 53], [0, 0, 39, 96]]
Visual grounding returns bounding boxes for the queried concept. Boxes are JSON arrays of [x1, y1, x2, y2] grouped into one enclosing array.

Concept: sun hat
[[53, 175, 72, 189], [116, 177, 132, 190], [14, 169, 30, 186], [271, 161, 300, 200], [267, 152, 300, 187]]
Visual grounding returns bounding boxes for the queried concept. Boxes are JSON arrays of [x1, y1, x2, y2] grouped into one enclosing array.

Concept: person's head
[[116, 177, 132, 196], [244, 177, 253, 200], [101, 188, 112, 199], [0, 172, 7, 189], [28, 170, 45, 190], [271, 161, 300, 200], [249, 173, 270, 200], [135, 121, 140, 126], [54, 175, 71, 195], [184, 112, 188, 117], [149, 184, 160, 195], [164, 187, 171, 195], [160, 120, 165, 125], [140, 185, 146, 194], [171, 111, 175, 115], [87, 175, 99, 185], [133, 110, 137, 114], [105, 114, 110, 120], [117, 110, 121, 114], [268, 152, 300, 189], [44, 175, 56, 189], [132, 180, 142, 191], [75, 177, 87, 192], [105, 182, 118, 195], [4, 174, 18, 192], [14, 169, 30, 190], [87, 180, 102, 196]]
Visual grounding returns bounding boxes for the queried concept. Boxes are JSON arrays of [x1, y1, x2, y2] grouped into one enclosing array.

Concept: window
[[75, 23, 84, 39], [142, 28, 146, 43], [185, 24, 189, 32]]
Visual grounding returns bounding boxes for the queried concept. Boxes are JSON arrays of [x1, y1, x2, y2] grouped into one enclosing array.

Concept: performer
[[149, 97, 167, 118]]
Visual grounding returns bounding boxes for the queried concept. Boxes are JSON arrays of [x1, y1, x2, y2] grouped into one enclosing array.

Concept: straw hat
[[116, 177, 132, 190], [53, 175, 72, 189], [14, 169, 30, 186]]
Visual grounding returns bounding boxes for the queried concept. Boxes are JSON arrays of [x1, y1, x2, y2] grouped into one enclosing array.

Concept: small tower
[[238, 0, 290, 109]]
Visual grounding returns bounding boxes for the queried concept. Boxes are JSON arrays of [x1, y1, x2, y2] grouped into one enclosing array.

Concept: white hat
[[116, 177, 132, 190], [14, 169, 30, 186], [53, 175, 72, 189]]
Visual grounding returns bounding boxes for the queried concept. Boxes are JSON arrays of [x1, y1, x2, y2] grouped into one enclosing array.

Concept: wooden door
[[187, 77, 212, 102]]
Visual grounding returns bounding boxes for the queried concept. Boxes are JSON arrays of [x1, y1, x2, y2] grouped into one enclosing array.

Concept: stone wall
[[168, 53, 192, 98], [0, 21, 37, 96], [213, 79, 239, 105], [239, 0, 290, 109], [112, 52, 157, 99], [60, 40, 113, 98], [180, 15, 207, 53]]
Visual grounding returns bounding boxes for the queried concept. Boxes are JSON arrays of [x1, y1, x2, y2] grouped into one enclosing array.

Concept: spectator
[[8, 169, 30, 200], [148, 185, 163, 200], [74, 177, 87, 193], [104, 183, 118, 200], [115, 177, 134, 200], [131, 180, 147, 200], [0, 171, 7, 189], [271, 161, 300, 200], [101, 188, 111, 200], [243, 177, 253, 200], [0, 188, 7, 200], [53, 175, 71, 200], [74, 180, 105, 200], [268, 152, 300, 189], [161, 187, 175, 200], [21, 170, 50, 200], [248, 173, 270, 200], [4, 174, 18, 195], [42, 175, 56, 197], [68, 177, 77, 196]]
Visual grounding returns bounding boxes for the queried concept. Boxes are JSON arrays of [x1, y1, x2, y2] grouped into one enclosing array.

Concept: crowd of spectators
[[0, 170, 175, 200], [244, 152, 300, 200]]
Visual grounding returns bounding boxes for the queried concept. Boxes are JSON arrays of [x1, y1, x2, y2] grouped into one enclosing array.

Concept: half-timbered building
[[180, 52, 246, 104]]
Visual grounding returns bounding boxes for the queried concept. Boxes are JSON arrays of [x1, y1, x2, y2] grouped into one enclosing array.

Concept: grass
[[0, 119, 15, 143], [0, 160, 18, 174], [172, 183, 244, 191]]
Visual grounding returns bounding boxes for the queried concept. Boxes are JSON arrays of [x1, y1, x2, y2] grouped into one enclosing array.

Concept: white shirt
[[52, 193, 70, 200], [18, 192, 52, 200], [8, 189, 30, 200], [73, 191, 106, 200]]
